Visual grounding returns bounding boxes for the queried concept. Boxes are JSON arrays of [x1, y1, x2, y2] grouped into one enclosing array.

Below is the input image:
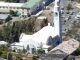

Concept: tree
[[0, 29, 4, 41], [66, 4, 72, 11], [4, 0, 19, 3], [0, 20, 3, 24], [27, 13, 31, 17], [37, 49, 45, 54], [32, 56, 37, 60], [8, 53, 13, 60], [15, 55, 22, 60], [9, 10, 17, 16], [22, 47, 26, 54], [41, 19, 48, 28], [2, 22, 13, 43], [48, 45, 56, 52]]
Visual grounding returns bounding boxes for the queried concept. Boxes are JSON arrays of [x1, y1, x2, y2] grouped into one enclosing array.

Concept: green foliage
[[66, 4, 72, 11], [41, 19, 48, 28], [66, 21, 80, 40], [0, 20, 3, 24], [22, 47, 26, 54], [48, 45, 56, 52], [2, 22, 13, 43], [0, 45, 7, 59], [9, 10, 18, 16], [0, 19, 35, 42], [15, 55, 22, 60], [4, 0, 19, 3], [0, 29, 4, 40], [37, 49, 45, 54], [32, 56, 37, 60], [27, 13, 31, 17], [73, 45, 80, 55], [8, 53, 13, 60]]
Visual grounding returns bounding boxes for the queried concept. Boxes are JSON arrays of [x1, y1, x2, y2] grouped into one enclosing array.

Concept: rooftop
[[50, 39, 79, 54], [0, 14, 9, 20], [0, 9, 9, 13], [20, 25, 57, 44], [0, 2, 23, 7], [21, 0, 40, 8]]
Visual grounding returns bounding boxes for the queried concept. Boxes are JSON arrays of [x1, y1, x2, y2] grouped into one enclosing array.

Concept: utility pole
[[7, 52, 8, 60]]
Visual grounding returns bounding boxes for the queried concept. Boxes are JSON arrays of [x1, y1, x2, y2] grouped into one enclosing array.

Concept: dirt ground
[[34, 2, 54, 32]]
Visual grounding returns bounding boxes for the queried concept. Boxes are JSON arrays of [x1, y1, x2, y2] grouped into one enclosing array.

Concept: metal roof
[[21, 0, 41, 8], [0, 9, 9, 13], [0, 2, 23, 7], [0, 14, 9, 20]]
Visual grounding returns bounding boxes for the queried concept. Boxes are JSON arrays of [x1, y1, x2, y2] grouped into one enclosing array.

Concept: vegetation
[[4, 0, 19, 3], [41, 18, 48, 28], [0, 20, 3, 24], [48, 45, 56, 52], [0, 45, 24, 60], [64, 20, 80, 56], [73, 45, 80, 56], [66, 4, 72, 11], [27, 13, 31, 17], [32, 56, 37, 60], [66, 20, 80, 41], [0, 19, 35, 43], [9, 10, 18, 16], [37, 49, 45, 54], [0, 45, 7, 59]]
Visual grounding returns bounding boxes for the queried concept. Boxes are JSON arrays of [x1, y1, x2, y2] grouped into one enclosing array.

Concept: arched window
[[47, 36, 52, 45], [55, 12, 58, 16]]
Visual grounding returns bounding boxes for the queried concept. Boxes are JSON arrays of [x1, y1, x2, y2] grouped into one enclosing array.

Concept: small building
[[0, 0, 54, 17], [21, 0, 54, 15], [39, 39, 79, 60], [0, 2, 23, 15], [0, 14, 12, 22], [0, 9, 9, 14], [40, 49, 68, 60]]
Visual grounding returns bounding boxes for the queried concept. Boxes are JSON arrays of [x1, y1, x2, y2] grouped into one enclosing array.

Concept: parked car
[[61, 6, 64, 10], [66, 12, 69, 14], [65, 16, 71, 20], [61, 10, 64, 14], [70, 11, 74, 15], [71, 20, 78, 24]]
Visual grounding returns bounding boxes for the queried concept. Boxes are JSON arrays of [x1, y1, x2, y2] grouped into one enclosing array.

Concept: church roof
[[50, 39, 79, 54], [20, 25, 57, 44], [0, 41, 8, 45]]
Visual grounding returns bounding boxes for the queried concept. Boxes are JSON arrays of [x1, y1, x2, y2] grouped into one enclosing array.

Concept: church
[[11, 0, 62, 54]]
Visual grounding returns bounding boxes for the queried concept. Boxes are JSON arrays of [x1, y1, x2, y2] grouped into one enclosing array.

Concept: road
[[60, 0, 80, 31]]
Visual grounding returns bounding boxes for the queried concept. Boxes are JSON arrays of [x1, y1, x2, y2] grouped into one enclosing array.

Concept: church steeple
[[53, 0, 62, 43]]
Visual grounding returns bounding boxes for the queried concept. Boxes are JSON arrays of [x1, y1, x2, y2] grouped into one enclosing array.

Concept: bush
[[32, 56, 37, 60], [41, 19, 48, 28], [0, 20, 3, 24]]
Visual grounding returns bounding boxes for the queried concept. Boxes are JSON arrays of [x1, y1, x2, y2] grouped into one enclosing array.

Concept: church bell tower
[[53, 0, 62, 43]]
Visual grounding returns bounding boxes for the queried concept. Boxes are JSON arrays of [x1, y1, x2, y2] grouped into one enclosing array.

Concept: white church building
[[11, 0, 62, 54]]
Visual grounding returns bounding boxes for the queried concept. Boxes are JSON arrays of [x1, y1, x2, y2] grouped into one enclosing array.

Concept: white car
[[70, 11, 73, 15], [61, 10, 64, 14], [61, 6, 64, 10], [65, 16, 71, 20]]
